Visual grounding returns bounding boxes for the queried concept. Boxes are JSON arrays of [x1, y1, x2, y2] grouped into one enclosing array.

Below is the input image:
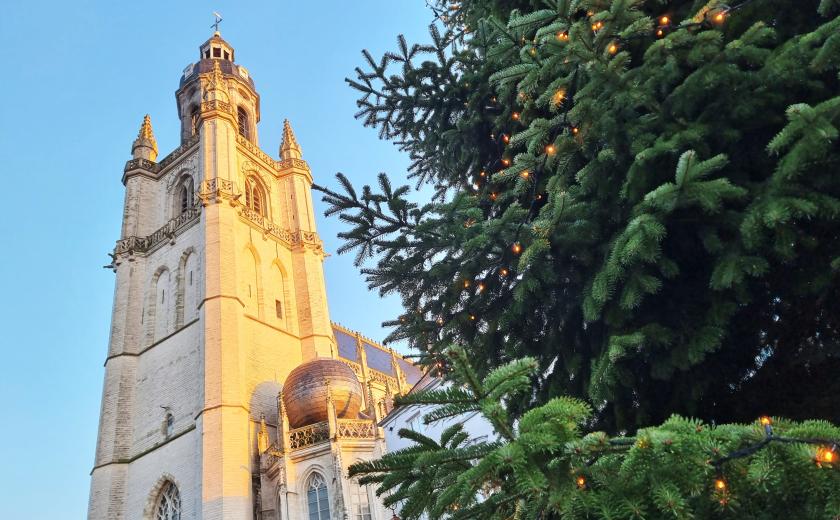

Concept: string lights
[[435, 0, 760, 348], [571, 416, 838, 499]]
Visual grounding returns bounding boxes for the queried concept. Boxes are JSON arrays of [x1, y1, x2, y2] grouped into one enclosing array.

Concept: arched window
[[190, 106, 200, 136], [237, 107, 250, 140], [154, 481, 181, 520], [306, 473, 330, 520], [350, 478, 372, 520], [245, 177, 266, 216], [178, 178, 194, 215]]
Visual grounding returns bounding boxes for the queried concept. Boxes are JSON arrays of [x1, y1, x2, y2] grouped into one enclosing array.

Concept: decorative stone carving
[[241, 159, 272, 192], [198, 178, 237, 205], [287, 422, 330, 450], [166, 153, 199, 192], [157, 135, 200, 172], [114, 207, 201, 257]]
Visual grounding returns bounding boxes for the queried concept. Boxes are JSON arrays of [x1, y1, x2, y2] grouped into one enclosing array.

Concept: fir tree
[[350, 348, 840, 519], [318, 0, 840, 430]]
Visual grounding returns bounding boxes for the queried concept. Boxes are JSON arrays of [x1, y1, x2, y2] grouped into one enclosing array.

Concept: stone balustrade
[[114, 207, 201, 256]]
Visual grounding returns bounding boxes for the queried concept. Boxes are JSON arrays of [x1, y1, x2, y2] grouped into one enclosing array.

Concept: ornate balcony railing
[[237, 206, 322, 250], [123, 136, 200, 175], [236, 134, 279, 171], [158, 135, 200, 171], [336, 419, 376, 440], [277, 157, 309, 171], [288, 421, 329, 450], [114, 207, 201, 256], [124, 157, 160, 173], [286, 419, 376, 451]]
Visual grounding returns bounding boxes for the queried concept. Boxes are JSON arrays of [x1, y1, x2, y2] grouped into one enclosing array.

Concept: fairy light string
[[572, 417, 839, 498], [414, 1, 765, 340]]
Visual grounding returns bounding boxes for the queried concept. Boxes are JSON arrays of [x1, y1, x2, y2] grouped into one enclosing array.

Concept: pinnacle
[[132, 114, 158, 160], [138, 114, 156, 141], [280, 119, 302, 160]]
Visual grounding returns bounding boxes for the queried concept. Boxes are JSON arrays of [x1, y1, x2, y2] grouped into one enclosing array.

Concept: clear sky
[[0, 1, 430, 517]]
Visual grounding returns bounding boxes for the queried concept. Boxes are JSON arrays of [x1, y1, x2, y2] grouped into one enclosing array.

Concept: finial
[[280, 119, 303, 160], [132, 114, 158, 161], [211, 11, 223, 34]]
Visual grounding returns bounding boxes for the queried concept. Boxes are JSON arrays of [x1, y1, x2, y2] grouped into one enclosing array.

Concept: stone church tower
[[89, 32, 420, 520]]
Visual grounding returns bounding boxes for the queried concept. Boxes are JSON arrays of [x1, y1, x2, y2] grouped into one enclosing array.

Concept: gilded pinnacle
[[132, 114, 158, 160], [280, 119, 302, 160]]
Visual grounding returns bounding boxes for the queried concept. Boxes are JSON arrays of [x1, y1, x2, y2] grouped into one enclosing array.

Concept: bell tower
[[88, 29, 380, 520]]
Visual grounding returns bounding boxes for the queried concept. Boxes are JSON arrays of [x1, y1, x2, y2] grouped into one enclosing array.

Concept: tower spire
[[280, 119, 302, 160], [131, 114, 158, 161]]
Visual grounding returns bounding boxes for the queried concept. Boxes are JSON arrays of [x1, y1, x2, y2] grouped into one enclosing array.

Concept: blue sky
[[0, 1, 430, 517]]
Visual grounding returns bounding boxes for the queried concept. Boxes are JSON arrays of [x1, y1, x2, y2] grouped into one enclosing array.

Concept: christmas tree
[[350, 348, 840, 519], [318, 0, 840, 431]]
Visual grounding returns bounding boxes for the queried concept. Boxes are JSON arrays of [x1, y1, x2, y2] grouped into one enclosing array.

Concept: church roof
[[332, 323, 424, 386]]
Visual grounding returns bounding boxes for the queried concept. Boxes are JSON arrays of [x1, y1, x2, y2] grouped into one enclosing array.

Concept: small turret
[[280, 119, 302, 160], [131, 114, 158, 161]]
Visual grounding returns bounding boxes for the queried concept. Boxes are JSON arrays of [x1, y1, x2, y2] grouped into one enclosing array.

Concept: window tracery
[[306, 473, 330, 520], [154, 481, 181, 520]]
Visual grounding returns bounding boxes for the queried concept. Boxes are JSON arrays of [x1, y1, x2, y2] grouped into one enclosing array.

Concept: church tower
[[89, 31, 420, 520]]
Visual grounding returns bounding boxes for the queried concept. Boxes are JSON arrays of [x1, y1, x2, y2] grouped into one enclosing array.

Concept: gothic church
[[89, 31, 420, 520]]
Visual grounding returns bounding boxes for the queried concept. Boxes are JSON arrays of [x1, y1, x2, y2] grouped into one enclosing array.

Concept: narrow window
[[275, 300, 283, 319], [179, 186, 189, 214], [204, 50, 210, 59], [237, 107, 250, 140], [178, 179, 194, 216], [161, 290, 165, 304], [213, 47, 221, 58], [245, 177, 265, 216], [307, 474, 330, 520], [223, 51, 229, 60], [164, 413, 174, 438], [190, 106, 200, 136], [252, 188, 262, 215], [189, 271, 193, 286]]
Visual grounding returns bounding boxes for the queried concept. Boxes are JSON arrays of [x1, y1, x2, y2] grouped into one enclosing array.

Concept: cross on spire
[[211, 11, 223, 33]]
